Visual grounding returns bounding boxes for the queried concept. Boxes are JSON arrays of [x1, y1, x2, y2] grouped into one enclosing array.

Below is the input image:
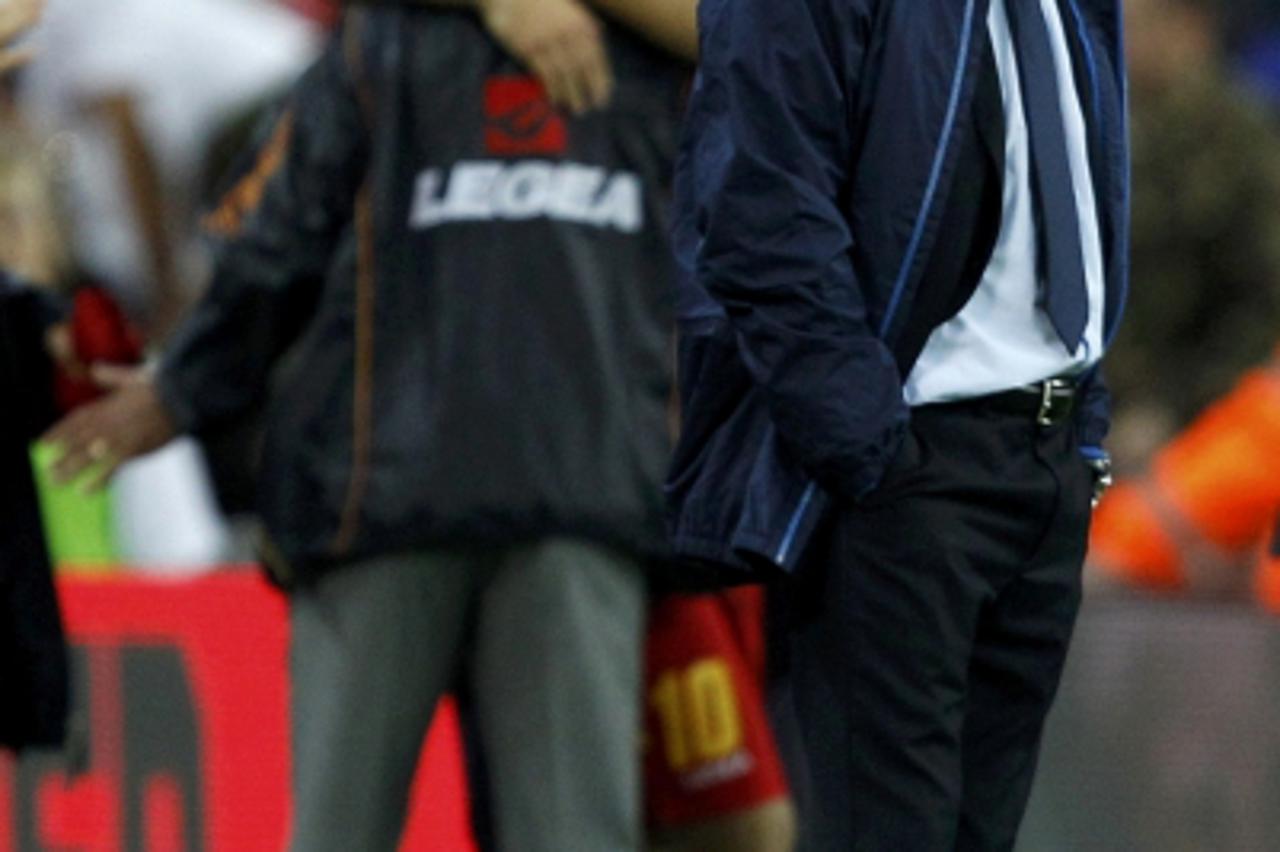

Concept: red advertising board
[[0, 573, 475, 851]]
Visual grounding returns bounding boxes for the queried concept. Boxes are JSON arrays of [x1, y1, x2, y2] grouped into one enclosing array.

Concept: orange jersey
[[1090, 356, 1280, 610]]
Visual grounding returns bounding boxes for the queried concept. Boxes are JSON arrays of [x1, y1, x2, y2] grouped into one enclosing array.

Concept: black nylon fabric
[[160, 10, 688, 578], [0, 275, 70, 751]]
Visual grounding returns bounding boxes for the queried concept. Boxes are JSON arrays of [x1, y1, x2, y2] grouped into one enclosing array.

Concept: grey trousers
[[288, 538, 646, 852]]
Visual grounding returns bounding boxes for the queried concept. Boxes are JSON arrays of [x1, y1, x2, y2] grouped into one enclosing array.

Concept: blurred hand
[[42, 365, 178, 491], [44, 322, 84, 377], [0, 0, 43, 75], [477, 0, 613, 114]]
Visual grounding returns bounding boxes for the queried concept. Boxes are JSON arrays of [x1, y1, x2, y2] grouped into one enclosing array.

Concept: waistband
[[926, 377, 1079, 426]]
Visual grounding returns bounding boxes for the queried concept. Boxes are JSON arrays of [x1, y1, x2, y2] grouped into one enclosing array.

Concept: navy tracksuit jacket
[[666, 0, 1129, 577]]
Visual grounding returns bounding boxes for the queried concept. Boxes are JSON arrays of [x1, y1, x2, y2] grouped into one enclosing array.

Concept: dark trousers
[[786, 400, 1093, 851]]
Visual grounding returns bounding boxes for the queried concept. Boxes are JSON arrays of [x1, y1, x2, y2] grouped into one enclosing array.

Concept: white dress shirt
[[904, 0, 1106, 406]]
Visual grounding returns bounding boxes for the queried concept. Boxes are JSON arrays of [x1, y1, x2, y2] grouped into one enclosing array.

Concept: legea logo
[[409, 161, 644, 234], [484, 77, 568, 156]]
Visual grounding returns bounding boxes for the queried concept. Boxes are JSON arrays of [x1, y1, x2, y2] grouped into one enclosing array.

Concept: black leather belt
[[959, 377, 1079, 426]]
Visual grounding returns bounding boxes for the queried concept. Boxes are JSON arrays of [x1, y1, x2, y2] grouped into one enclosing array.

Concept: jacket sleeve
[[1077, 366, 1111, 452], [156, 31, 369, 435], [685, 0, 908, 501], [0, 274, 65, 332], [0, 274, 66, 439]]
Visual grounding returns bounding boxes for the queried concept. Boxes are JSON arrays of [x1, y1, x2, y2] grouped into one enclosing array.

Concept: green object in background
[[29, 440, 119, 569]]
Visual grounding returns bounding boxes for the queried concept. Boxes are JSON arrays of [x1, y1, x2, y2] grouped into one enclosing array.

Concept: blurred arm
[[84, 93, 184, 342], [425, 0, 695, 59], [1077, 367, 1111, 452], [0, 0, 42, 74], [416, 0, 611, 112], [416, 0, 696, 114], [687, 0, 905, 500], [42, 31, 369, 487], [157, 34, 368, 434]]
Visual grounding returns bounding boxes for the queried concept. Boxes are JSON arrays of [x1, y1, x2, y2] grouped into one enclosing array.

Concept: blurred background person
[[17, 0, 319, 337], [9, 0, 325, 574], [40, 1, 805, 848], [642, 585, 796, 852], [0, 0, 70, 757], [1217, 0, 1280, 109], [1090, 349, 1280, 605], [465, 582, 799, 852], [14, 0, 1280, 850], [1065, 8, 1280, 843], [0, 113, 69, 291], [41, 1, 703, 849], [0, 0, 38, 71], [1105, 0, 1280, 471], [1088, 0, 1280, 606], [0, 272, 69, 755]]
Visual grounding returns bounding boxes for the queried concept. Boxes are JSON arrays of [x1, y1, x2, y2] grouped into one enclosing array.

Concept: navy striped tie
[[1005, 0, 1089, 351]]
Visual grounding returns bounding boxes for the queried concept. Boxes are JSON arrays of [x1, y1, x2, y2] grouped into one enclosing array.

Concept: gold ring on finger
[[88, 438, 112, 461]]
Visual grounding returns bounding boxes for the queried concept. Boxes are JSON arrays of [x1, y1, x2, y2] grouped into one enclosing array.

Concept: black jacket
[[0, 274, 70, 751], [666, 0, 1128, 574], [158, 10, 689, 578]]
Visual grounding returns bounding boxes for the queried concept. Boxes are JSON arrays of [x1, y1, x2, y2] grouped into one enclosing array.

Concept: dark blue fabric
[[1006, 0, 1090, 349], [667, 0, 1128, 577]]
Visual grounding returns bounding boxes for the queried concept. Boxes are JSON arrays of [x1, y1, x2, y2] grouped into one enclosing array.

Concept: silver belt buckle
[[1037, 378, 1071, 426]]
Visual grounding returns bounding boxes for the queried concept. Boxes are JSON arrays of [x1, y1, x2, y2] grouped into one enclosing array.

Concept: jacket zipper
[[332, 187, 376, 556], [878, 0, 981, 338]]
